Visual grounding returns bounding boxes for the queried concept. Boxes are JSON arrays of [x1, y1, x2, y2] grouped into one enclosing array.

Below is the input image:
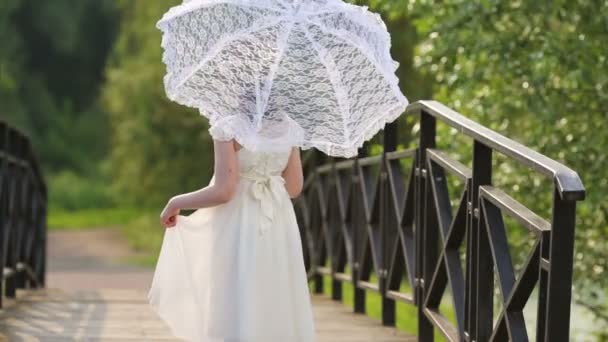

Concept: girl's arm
[[160, 139, 239, 227], [282, 147, 304, 198]]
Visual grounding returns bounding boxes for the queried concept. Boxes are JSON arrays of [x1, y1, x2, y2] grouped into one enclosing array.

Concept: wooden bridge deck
[[0, 230, 415, 342], [0, 289, 415, 341]]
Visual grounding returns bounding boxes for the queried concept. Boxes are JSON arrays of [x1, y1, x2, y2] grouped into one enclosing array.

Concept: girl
[[148, 138, 316, 342]]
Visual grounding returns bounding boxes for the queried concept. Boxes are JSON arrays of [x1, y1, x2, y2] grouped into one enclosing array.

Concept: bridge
[[0, 100, 585, 341]]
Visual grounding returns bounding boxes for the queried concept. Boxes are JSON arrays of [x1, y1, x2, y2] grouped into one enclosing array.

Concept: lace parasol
[[157, 0, 408, 157]]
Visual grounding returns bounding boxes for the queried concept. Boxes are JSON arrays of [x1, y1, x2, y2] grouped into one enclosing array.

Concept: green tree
[[0, 0, 25, 123], [413, 0, 608, 330], [103, 1, 214, 207], [1, 0, 118, 175]]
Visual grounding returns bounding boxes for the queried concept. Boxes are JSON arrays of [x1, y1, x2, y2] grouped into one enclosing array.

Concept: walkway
[[0, 229, 415, 341]]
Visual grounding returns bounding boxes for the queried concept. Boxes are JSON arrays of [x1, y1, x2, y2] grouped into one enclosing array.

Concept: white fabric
[[157, 0, 408, 157], [148, 147, 316, 342]]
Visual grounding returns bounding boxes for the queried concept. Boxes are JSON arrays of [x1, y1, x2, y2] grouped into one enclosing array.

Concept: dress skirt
[[148, 176, 316, 342]]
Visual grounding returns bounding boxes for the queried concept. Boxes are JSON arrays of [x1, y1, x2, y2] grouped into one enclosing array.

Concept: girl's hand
[[160, 198, 180, 228]]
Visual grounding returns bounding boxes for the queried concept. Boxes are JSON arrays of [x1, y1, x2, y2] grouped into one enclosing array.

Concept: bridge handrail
[[297, 100, 585, 342], [405, 100, 585, 201], [0, 121, 47, 308]]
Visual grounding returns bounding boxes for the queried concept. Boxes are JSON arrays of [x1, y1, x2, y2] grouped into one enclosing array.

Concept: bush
[[49, 170, 116, 211]]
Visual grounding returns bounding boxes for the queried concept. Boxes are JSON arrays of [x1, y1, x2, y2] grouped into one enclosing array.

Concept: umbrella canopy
[[157, 0, 408, 157]]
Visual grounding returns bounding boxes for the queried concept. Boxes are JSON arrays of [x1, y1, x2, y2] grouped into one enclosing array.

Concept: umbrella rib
[[305, 19, 405, 104], [301, 26, 352, 146], [305, 10, 387, 59], [256, 20, 296, 128], [173, 16, 287, 93]]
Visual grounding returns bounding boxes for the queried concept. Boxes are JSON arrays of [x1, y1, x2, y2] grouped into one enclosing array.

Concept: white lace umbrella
[[157, 0, 408, 157]]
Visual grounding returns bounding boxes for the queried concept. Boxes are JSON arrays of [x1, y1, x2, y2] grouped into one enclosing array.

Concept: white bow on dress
[[240, 172, 286, 236]]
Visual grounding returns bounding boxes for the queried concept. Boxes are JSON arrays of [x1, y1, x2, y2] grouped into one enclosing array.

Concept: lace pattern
[[158, 0, 408, 157]]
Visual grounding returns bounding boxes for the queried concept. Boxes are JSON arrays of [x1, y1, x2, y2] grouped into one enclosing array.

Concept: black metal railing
[[0, 121, 47, 308], [296, 100, 585, 342]]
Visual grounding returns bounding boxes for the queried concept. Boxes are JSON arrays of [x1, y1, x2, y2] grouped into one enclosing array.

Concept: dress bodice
[[237, 147, 292, 178], [236, 147, 293, 236]]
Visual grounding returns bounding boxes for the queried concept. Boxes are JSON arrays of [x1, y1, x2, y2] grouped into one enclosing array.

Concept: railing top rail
[[405, 100, 586, 201]]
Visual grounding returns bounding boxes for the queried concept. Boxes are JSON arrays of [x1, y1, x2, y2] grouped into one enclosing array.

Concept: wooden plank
[[0, 289, 177, 341], [311, 295, 417, 342], [0, 289, 417, 341]]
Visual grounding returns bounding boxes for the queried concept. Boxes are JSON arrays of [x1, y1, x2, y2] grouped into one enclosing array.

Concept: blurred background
[[0, 0, 606, 340]]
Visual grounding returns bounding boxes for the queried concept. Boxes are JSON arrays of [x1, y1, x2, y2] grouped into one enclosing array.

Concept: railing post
[[417, 110, 436, 341], [470, 141, 493, 340], [39, 199, 48, 288], [543, 189, 576, 342], [4, 130, 17, 300], [15, 143, 28, 290], [381, 122, 398, 326], [330, 159, 343, 302], [313, 149, 325, 295], [353, 142, 368, 314], [0, 124, 5, 307], [22, 181, 35, 289]]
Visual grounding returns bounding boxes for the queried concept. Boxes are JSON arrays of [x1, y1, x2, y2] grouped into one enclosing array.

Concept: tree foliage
[[0, 0, 117, 174], [0, 0, 26, 122], [103, 1, 214, 207], [412, 0, 608, 327]]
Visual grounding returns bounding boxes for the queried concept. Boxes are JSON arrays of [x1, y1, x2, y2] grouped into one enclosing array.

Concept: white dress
[[147, 147, 316, 342]]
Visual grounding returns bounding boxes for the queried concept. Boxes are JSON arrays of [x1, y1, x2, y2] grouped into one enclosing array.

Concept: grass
[[48, 207, 141, 230], [314, 273, 457, 340]]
